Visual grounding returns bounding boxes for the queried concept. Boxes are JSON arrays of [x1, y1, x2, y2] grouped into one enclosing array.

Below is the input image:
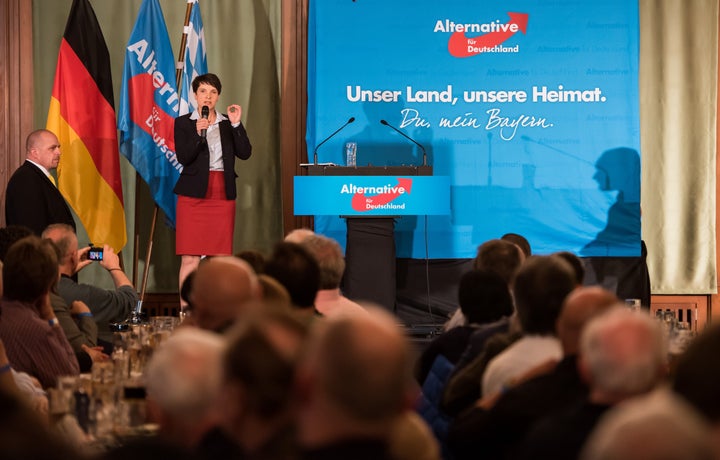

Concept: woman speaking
[[173, 73, 252, 306]]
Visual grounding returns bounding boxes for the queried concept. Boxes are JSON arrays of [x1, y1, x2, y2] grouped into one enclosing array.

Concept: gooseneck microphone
[[313, 117, 355, 165], [380, 119, 427, 166], [200, 105, 209, 139]]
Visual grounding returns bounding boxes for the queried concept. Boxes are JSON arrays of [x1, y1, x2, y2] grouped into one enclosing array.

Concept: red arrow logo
[[351, 178, 413, 212], [448, 12, 528, 58]]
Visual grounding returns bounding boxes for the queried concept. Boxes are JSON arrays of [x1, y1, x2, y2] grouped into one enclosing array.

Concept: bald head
[[284, 228, 315, 244], [26, 129, 61, 171], [303, 307, 413, 424], [190, 256, 260, 332], [557, 286, 619, 355], [26, 129, 55, 151]]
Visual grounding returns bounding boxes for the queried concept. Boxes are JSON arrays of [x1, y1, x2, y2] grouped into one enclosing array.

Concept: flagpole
[[176, 1, 194, 87], [139, 0, 194, 305]]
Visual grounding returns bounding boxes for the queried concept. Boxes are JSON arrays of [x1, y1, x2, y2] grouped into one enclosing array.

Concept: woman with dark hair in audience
[[415, 269, 514, 385]]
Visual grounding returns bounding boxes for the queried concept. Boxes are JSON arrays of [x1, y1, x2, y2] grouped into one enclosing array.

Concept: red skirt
[[176, 171, 234, 255]]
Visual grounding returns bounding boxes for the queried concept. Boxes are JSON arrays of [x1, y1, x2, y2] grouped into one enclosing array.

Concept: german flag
[[47, 0, 126, 251]]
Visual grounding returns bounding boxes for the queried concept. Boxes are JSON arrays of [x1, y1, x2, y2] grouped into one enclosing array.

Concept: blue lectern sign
[[294, 176, 450, 216]]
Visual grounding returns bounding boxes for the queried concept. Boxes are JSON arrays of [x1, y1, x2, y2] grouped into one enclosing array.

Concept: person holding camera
[[173, 73, 252, 310], [42, 224, 137, 345]]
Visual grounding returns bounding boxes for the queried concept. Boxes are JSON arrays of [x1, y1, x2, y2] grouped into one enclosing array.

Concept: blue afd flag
[[179, 0, 207, 115], [118, 0, 181, 225]]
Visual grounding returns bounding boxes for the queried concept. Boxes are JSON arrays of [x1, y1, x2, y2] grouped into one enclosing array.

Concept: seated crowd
[[0, 227, 718, 460]]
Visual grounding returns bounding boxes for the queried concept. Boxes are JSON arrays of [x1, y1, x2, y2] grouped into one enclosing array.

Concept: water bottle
[[345, 142, 357, 167], [74, 386, 91, 433]]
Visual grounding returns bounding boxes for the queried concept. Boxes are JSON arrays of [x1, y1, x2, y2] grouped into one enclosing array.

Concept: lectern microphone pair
[[313, 118, 428, 166]]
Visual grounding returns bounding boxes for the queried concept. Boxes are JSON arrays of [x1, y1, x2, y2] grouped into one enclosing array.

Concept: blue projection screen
[[307, 0, 641, 258]]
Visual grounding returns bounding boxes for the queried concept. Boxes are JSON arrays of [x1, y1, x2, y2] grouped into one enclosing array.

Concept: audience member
[[257, 274, 292, 308], [445, 237, 526, 355], [517, 307, 667, 460], [415, 269, 514, 458], [554, 251, 586, 286], [0, 386, 81, 460], [49, 293, 105, 367], [100, 437, 200, 460], [189, 256, 260, 332], [0, 225, 98, 373], [388, 412, 441, 460], [144, 327, 226, 450], [482, 255, 576, 397], [5, 129, 75, 236], [581, 389, 715, 460], [235, 249, 266, 274], [472, 238, 526, 287], [42, 224, 137, 343], [448, 286, 618, 460], [284, 227, 315, 243], [0, 264, 18, 397], [0, 258, 50, 415], [452, 236, 525, 331], [0, 225, 33, 260], [301, 234, 366, 317], [440, 238, 529, 414], [672, 321, 720, 452], [210, 308, 309, 459], [500, 232, 531, 258], [264, 242, 321, 318], [0, 333, 17, 397], [295, 307, 415, 460], [444, 254, 573, 413], [416, 269, 513, 385], [0, 236, 79, 388], [441, 329, 522, 417]]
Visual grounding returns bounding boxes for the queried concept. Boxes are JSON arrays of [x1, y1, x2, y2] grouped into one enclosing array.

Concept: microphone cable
[[424, 214, 433, 325]]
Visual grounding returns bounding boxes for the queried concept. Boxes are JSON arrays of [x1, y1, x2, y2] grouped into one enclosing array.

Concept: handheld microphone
[[313, 117, 355, 165], [380, 119, 427, 166], [200, 105, 209, 138]]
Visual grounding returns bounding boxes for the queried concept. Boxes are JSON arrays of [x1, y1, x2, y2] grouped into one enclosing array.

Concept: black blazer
[[5, 161, 75, 235], [173, 113, 252, 199]]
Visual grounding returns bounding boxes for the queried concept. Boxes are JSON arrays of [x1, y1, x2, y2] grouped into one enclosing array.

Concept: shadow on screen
[[580, 147, 641, 257], [580, 147, 649, 306]]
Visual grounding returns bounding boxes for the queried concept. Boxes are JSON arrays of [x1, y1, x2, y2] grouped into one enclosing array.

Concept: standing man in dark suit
[[5, 129, 75, 235]]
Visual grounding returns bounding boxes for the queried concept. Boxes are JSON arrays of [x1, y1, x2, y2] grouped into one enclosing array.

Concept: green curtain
[[33, 0, 283, 293]]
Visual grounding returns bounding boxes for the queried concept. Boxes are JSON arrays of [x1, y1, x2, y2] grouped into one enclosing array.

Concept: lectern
[[298, 165, 435, 310]]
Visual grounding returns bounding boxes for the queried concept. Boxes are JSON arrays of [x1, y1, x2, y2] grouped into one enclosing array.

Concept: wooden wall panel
[[0, 0, 34, 226], [713, 8, 720, 322], [280, 0, 312, 235]]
